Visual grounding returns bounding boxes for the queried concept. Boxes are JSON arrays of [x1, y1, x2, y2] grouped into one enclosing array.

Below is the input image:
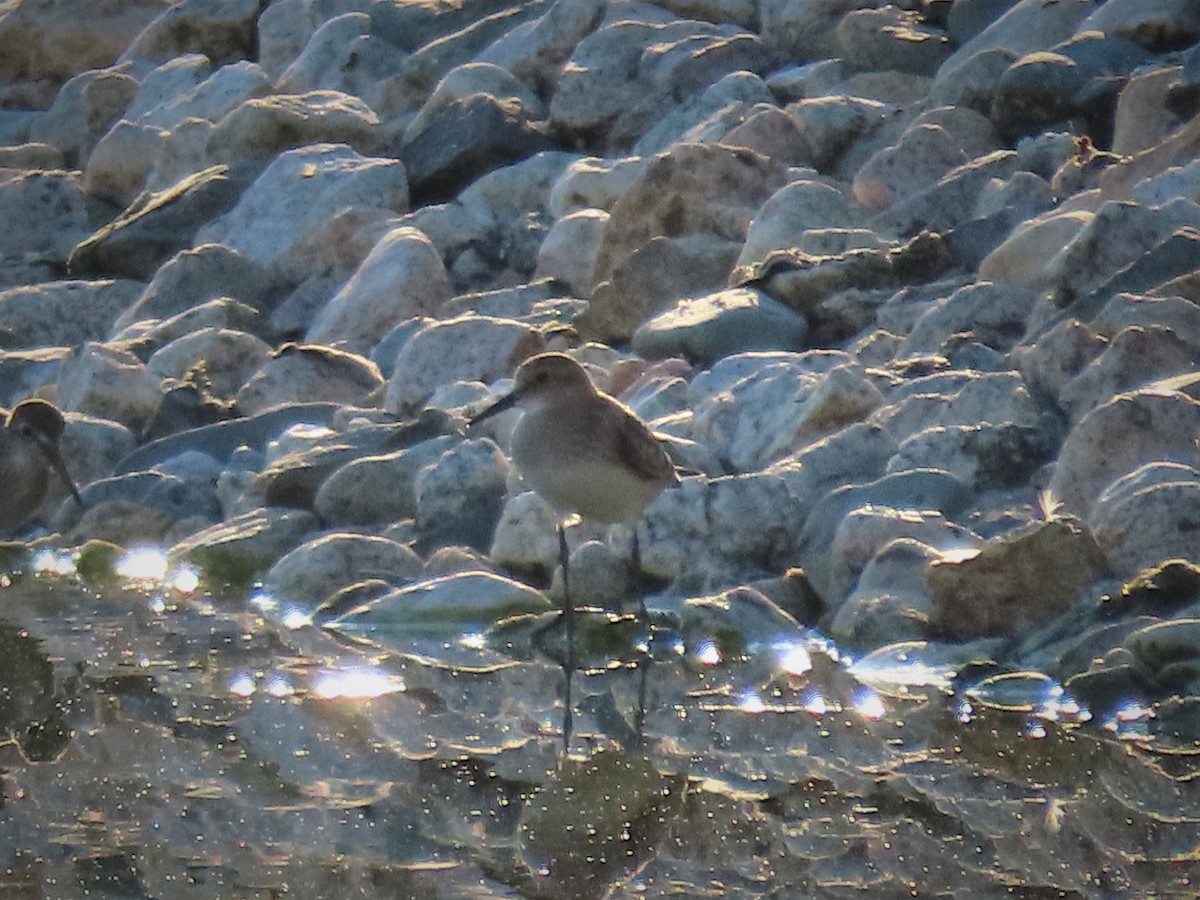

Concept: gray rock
[[81, 119, 166, 208], [853, 123, 971, 211], [276, 12, 404, 102], [825, 506, 981, 606], [120, 0, 260, 67], [57, 342, 163, 432], [837, 6, 950, 77], [829, 538, 942, 647], [70, 165, 246, 280], [796, 468, 972, 601], [738, 179, 870, 267], [577, 233, 741, 344], [170, 506, 319, 588], [193, 143, 409, 282], [1048, 388, 1200, 517], [940, 0, 1100, 75], [136, 60, 272, 133], [632, 68, 774, 157], [632, 287, 809, 366], [415, 437, 510, 552], [28, 65, 139, 166], [1078, 0, 1200, 51], [0, 170, 104, 264], [60, 413, 137, 498], [400, 92, 554, 204], [0, 280, 142, 349], [760, 0, 876, 61], [887, 422, 1058, 488], [147, 327, 273, 400], [315, 434, 456, 526], [785, 95, 895, 172], [0, 0, 161, 82], [74, 469, 224, 529], [1059, 325, 1200, 423], [1093, 474, 1200, 578], [112, 243, 275, 333], [766, 421, 898, 510], [323, 570, 552, 635], [904, 280, 1039, 354], [873, 150, 1020, 238], [476, 0, 606, 94], [236, 344, 384, 417], [384, 315, 544, 413], [533, 208, 609, 295], [548, 154, 650, 218], [264, 532, 424, 610]]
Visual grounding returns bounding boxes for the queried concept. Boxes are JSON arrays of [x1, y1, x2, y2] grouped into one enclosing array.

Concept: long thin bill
[[34, 437, 84, 507]]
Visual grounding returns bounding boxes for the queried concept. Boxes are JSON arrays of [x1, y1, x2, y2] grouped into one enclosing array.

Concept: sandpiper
[[0, 399, 84, 533], [471, 352, 680, 743]]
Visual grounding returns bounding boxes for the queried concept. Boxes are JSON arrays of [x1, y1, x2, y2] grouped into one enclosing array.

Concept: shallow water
[[1, 557, 1198, 899]]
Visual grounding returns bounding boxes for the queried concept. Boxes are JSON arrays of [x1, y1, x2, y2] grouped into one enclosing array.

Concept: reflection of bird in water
[[0, 399, 83, 533], [471, 353, 680, 748]]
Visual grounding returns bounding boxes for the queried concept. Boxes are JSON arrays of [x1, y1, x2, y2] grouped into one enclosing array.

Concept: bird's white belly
[[521, 456, 660, 524]]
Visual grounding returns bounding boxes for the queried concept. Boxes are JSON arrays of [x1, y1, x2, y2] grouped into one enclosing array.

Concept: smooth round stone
[[633, 285, 811, 367], [323, 570, 554, 634]]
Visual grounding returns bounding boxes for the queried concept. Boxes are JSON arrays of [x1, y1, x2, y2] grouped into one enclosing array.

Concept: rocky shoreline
[[1, 0, 1200, 738]]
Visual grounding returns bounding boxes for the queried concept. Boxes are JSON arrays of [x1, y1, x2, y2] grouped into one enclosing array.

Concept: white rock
[[405, 62, 544, 144], [277, 12, 403, 102], [83, 119, 167, 206], [766, 421, 898, 510], [306, 226, 452, 354], [137, 59, 271, 132], [547, 155, 650, 218], [533, 208, 609, 295], [147, 327, 273, 399], [57, 342, 162, 432], [737, 179, 869, 266], [488, 490, 570, 574], [193, 143, 409, 281], [384, 315, 545, 413]]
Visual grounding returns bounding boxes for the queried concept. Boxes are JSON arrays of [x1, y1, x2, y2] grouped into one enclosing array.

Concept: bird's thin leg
[[559, 521, 575, 754], [631, 526, 651, 741]]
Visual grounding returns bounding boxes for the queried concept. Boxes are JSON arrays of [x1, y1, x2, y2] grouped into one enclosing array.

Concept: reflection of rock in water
[[0, 617, 70, 762]]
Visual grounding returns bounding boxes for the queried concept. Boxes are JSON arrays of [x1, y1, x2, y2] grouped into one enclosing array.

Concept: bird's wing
[[608, 400, 677, 485]]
